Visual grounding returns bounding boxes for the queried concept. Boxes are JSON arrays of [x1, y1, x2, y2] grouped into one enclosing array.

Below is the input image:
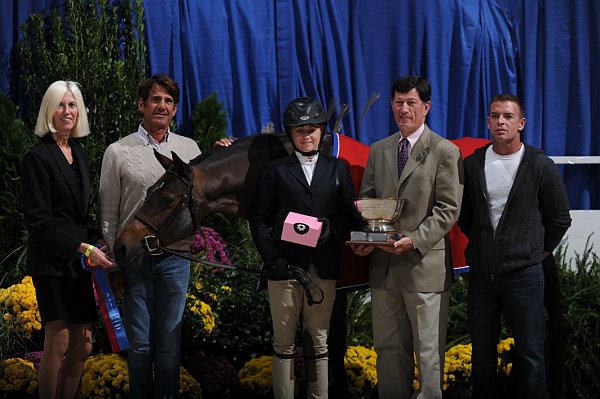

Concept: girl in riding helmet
[[250, 97, 360, 398]]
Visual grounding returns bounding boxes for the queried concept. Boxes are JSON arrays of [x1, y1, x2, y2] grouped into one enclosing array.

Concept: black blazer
[[250, 153, 358, 280], [22, 133, 96, 277]]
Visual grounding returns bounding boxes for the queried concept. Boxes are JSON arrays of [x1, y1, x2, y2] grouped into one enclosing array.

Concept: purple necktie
[[398, 138, 409, 178]]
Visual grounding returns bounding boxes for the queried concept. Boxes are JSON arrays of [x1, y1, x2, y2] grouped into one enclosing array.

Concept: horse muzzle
[[113, 220, 150, 267]]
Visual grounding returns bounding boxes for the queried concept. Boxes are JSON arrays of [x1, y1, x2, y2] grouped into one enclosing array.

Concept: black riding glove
[[267, 257, 292, 280], [317, 217, 331, 245]]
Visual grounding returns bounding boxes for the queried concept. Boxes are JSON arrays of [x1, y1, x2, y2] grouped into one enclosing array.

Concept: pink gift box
[[281, 212, 322, 248]]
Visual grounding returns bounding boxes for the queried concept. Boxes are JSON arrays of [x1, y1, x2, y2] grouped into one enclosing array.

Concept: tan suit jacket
[[360, 125, 463, 292]]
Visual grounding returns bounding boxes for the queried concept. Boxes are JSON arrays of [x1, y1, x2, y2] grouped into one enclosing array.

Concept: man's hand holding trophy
[[347, 198, 411, 256]]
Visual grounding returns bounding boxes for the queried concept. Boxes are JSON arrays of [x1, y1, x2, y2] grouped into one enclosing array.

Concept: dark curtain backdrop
[[2, 0, 599, 208]]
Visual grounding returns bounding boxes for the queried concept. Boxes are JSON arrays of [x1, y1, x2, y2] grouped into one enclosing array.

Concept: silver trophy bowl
[[354, 198, 403, 232]]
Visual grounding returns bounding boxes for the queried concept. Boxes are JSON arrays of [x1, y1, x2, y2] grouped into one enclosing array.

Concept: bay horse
[[112, 132, 371, 289]]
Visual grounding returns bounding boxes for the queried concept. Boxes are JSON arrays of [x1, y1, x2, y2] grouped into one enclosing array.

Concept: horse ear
[[154, 149, 173, 170], [171, 151, 190, 175]]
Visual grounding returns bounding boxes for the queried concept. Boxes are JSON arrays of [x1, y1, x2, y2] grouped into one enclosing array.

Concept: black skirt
[[32, 272, 97, 325]]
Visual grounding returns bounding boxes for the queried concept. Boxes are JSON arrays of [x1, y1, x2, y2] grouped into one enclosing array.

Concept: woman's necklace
[[54, 135, 73, 164]]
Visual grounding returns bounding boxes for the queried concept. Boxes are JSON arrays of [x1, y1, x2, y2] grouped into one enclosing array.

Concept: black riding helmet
[[283, 97, 328, 156]]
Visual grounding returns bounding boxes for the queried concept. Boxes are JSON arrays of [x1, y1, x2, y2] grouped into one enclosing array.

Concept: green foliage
[[446, 276, 469, 348], [17, 0, 147, 214], [346, 289, 373, 346], [0, 317, 29, 361], [3, 0, 147, 281], [0, 93, 33, 286], [555, 239, 600, 398], [191, 92, 229, 151], [186, 215, 273, 369]]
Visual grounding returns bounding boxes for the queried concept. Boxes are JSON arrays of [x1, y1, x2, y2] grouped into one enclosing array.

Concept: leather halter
[[135, 168, 198, 256]]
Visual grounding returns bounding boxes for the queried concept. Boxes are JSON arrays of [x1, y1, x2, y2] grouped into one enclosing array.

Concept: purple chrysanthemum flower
[[190, 226, 231, 265]]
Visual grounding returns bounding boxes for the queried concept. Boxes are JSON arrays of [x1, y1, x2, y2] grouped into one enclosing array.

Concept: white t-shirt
[[484, 144, 525, 230]]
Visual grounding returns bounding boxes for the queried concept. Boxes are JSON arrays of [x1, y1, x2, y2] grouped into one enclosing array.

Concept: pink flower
[[190, 226, 231, 265]]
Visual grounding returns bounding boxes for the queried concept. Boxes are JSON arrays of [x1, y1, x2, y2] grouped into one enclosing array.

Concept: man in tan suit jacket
[[351, 76, 463, 398]]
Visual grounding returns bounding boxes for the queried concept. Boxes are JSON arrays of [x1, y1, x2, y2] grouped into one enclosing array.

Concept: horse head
[[113, 150, 199, 266]]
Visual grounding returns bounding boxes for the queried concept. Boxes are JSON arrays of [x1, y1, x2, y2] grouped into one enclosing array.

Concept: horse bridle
[[135, 168, 198, 256], [133, 166, 324, 305]]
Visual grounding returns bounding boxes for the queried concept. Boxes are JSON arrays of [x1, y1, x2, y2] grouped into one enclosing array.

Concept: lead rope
[[145, 237, 324, 306]]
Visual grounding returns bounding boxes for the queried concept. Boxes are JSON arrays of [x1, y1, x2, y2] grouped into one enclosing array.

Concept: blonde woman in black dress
[[22, 81, 113, 399]]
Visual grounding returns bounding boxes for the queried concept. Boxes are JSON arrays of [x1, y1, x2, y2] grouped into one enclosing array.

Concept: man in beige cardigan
[[351, 76, 463, 398], [99, 74, 201, 398]]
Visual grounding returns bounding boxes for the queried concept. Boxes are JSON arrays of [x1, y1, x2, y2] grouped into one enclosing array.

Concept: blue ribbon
[[81, 250, 129, 352]]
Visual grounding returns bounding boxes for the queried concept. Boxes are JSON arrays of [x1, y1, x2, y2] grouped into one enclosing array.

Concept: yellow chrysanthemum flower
[[344, 345, 378, 393], [443, 342, 473, 389], [239, 355, 273, 396], [179, 366, 202, 398], [0, 358, 38, 395], [185, 273, 220, 342], [0, 276, 42, 338], [78, 354, 200, 398]]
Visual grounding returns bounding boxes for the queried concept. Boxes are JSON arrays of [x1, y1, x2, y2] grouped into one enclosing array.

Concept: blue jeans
[[468, 264, 548, 399], [122, 255, 190, 399]]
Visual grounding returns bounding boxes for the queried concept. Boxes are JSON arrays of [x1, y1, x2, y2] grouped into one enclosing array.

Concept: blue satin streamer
[[81, 252, 129, 352], [453, 265, 470, 275]]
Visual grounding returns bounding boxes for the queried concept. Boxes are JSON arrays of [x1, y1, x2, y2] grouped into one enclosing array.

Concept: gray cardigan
[[458, 143, 571, 278]]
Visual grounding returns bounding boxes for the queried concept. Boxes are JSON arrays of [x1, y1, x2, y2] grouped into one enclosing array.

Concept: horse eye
[[159, 196, 174, 206]]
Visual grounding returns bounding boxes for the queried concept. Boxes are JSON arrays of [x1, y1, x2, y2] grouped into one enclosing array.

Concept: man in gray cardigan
[[459, 93, 571, 398]]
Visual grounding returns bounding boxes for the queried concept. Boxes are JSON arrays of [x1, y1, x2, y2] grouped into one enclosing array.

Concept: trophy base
[[366, 220, 397, 232], [346, 231, 402, 246]]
